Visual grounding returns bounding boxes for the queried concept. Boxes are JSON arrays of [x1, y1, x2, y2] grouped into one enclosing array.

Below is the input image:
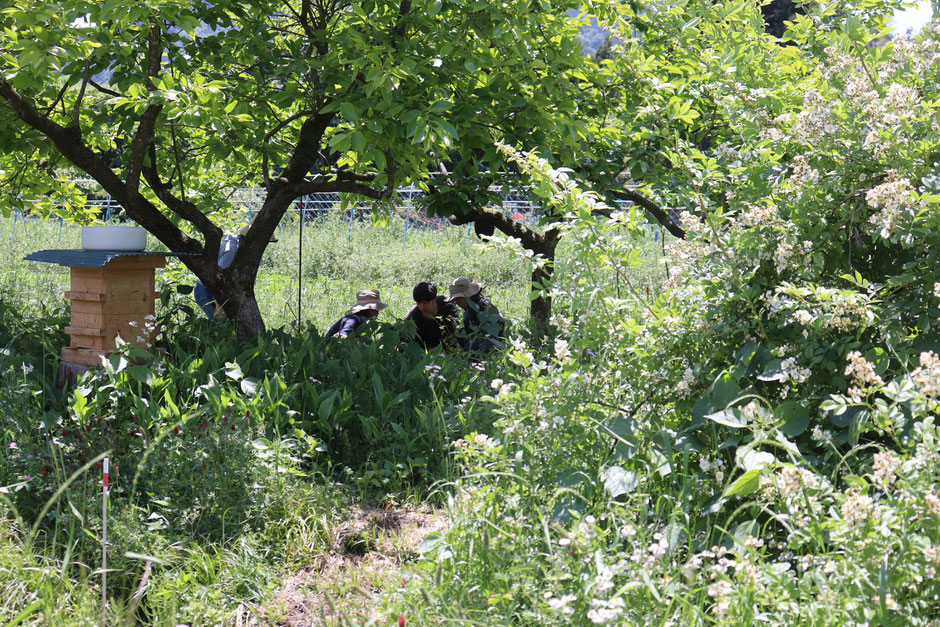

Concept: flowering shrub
[[382, 6, 940, 623]]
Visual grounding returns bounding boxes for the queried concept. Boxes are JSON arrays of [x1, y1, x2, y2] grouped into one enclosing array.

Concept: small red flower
[[399, 615, 405, 627], [231, 425, 236, 431], [132, 416, 138, 423], [174, 426, 180, 435], [61, 429, 67, 437], [401, 579, 408, 586]]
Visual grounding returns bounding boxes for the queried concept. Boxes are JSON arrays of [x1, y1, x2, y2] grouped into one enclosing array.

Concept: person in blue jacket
[[193, 222, 277, 322], [325, 289, 388, 339]]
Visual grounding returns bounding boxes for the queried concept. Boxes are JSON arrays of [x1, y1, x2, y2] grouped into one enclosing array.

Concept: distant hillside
[[569, 9, 608, 55]]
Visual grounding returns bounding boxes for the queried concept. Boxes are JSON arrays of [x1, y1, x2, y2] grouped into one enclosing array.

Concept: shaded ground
[[259, 505, 448, 626]]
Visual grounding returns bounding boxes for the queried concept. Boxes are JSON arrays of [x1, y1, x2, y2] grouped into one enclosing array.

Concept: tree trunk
[[231, 291, 266, 341], [449, 205, 560, 333], [530, 257, 554, 330]]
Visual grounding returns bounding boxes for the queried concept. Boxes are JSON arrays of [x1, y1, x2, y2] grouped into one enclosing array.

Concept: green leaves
[[723, 468, 760, 497]]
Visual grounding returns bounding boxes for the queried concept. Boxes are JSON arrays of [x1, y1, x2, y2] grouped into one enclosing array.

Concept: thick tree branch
[[449, 204, 559, 254], [127, 21, 164, 194], [609, 188, 685, 238], [141, 144, 222, 242], [89, 79, 121, 98], [72, 59, 91, 132], [286, 172, 395, 200], [278, 112, 335, 184]]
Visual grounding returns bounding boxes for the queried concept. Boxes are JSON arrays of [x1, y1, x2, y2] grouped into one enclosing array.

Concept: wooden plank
[[70, 300, 104, 316], [65, 326, 106, 337], [66, 334, 106, 350], [62, 347, 108, 367], [70, 268, 105, 294], [65, 291, 106, 302], [70, 312, 103, 329]]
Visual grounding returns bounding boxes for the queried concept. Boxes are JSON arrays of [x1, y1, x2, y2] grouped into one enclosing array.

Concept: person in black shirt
[[446, 277, 507, 355], [403, 282, 460, 351], [325, 289, 387, 339]]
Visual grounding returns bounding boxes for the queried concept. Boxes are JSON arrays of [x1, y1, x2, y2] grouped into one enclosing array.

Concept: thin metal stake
[[101, 456, 109, 625], [10, 209, 18, 247], [403, 204, 410, 251], [347, 202, 354, 242], [297, 201, 304, 329]]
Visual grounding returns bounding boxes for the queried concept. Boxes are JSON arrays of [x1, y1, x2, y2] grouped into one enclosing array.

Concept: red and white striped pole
[[101, 456, 109, 625]]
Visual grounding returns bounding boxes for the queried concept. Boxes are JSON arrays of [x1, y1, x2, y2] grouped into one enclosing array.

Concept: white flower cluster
[[792, 91, 836, 144], [865, 178, 917, 241], [845, 351, 884, 390], [926, 492, 940, 518], [587, 596, 624, 624], [736, 202, 781, 228], [558, 514, 599, 549], [549, 313, 571, 333], [872, 450, 901, 487], [545, 592, 577, 615], [912, 351, 940, 397], [554, 338, 571, 362], [791, 309, 813, 326], [777, 465, 817, 498], [700, 456, 726, 482], [924, 546, 940, 578], [780, 357, 811, 384], [508, 336, 535, 368], [811, 425, 833, 444], [677, 210, 705, 235], [840, 491, 874, 526], [489, 378, 513, 397], [934, 282, 940, 299], [788, 154, 820, 191], [773, 238, 814, 275], [676, 366, 696, 397], [740, 401, 761, 425]]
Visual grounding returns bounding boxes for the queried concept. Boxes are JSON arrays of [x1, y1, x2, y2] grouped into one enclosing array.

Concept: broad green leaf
[[723, 468, 760, 497], [601, 466, 639, 498]]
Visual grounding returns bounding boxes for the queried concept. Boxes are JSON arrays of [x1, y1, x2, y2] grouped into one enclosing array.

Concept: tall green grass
[[0, 211, 667, 624]]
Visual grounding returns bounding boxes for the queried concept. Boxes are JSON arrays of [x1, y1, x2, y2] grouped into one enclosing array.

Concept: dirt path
[[258, 505, 448, 626]]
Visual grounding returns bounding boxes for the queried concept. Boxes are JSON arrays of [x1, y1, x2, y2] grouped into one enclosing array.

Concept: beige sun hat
[[446, 277, 483, 301], [346, 289, 388, 315]]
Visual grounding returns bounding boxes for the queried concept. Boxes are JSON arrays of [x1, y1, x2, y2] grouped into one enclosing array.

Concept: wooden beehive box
[[62, 255, 165, 366]]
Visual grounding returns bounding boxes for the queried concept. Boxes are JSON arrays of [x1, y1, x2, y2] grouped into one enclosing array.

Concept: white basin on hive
[[81, 225, 147, 251]]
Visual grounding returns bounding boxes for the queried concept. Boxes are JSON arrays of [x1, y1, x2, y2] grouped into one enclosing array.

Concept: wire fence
[[9, 182, 673, 248]]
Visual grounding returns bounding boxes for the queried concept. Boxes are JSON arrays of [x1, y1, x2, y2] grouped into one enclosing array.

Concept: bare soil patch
[[262, 504, 448, 626]]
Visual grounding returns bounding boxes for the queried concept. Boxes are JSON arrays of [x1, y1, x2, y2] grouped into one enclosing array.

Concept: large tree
[[0, 0, 596, 338]]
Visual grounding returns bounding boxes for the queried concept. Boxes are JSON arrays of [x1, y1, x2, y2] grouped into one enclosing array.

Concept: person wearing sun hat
[[325, 289, 388, 339], [193, 219, 279, 322], [446, 277, 507, 354]]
